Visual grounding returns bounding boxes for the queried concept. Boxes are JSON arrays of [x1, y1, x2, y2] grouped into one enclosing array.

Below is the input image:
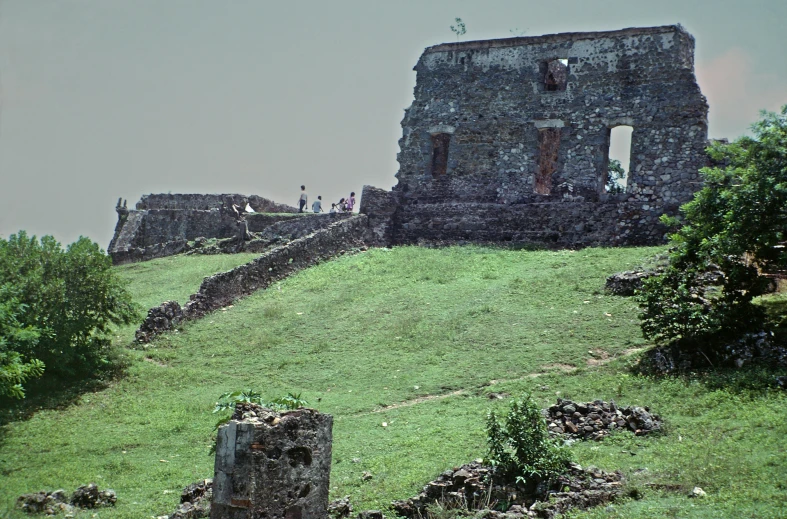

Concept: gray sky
[[1, 0, 785, 248]]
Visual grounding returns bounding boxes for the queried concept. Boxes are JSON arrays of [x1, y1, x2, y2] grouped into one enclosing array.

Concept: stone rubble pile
[[643, 330, 787, 374], [392, 461, 623, 519], [327, 496, 353, 519], [157, 479, 213, 519], [135, 300, 184, 343], [604, 270, 657, 296], [546, 398, 661, 440], [17, 484, 116, 515]]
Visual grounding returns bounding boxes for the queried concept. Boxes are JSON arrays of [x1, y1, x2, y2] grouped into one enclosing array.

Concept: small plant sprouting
[[450, 18, 466, 40], [212, 389, 308, 430]]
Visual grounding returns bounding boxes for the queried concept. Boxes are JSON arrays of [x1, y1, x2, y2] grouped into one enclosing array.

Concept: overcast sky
[[1, 0, 785, 248]]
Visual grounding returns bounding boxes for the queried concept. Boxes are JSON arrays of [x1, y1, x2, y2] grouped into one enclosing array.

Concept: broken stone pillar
[[211, 404, 333, 519]]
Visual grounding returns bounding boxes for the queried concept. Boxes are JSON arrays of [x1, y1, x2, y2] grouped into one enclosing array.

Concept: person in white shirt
[[298, 185, 308, 213], [312, 196, 324, 213]]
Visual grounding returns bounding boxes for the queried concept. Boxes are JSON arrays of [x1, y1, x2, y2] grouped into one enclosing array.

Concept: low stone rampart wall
[[185, 215, 368, 316], [135, 215, 368, 341]]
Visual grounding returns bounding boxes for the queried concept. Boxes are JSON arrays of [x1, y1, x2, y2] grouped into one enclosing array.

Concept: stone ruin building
[[110, 25, 710, 266], [384, 24, 709, 246], [108, 194, 351, 265]]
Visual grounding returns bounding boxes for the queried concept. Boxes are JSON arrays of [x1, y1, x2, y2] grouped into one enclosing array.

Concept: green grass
[[1, 246, 785, 518]]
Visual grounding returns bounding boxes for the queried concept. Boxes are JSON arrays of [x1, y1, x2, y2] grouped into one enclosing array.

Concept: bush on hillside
[[0, 232, 138, 389], [639, 106, 787, 359], [484, 395, 572, 486], [0, 288, 45, 398]]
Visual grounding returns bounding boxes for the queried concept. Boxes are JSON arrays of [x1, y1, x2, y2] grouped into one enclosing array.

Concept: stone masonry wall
[[185, 215, 368, 315], [135, 215, 369, 341], [137, 193, 298, 213], [109, 194, 302, 265], [391, 25, 709, 246], [211, 405, 332, 519]]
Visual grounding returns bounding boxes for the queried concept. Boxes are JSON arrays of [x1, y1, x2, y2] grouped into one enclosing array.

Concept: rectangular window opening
[[606, 126, 633, 194], [544, 59, 568, 91], [431, 133, 451, 177], [535, 128, 561, 195]]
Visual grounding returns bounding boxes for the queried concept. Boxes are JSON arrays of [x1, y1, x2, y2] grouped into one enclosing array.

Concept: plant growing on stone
[[212, 389, 308, 429], [484, 394, 572, 486], [639, 106, 787, 358], [450, 17, 466, 40]]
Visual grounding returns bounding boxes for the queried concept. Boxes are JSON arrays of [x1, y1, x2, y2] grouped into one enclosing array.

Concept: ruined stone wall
[[186, 215, 369, 315], [392, 25, 709, 246], [135, 215, 369, 341], [137, 193, 298, 213], [108, 194, 303, 265], [211, 405, 332, 519]]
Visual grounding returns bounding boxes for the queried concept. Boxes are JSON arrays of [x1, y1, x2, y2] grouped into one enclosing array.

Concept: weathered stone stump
[[211, 404, 333, 519]]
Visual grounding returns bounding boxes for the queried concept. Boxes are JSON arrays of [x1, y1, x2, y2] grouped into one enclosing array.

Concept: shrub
[[639, 106, 787, 352], [0, 232, 138, 383], [0, 288, 44, 398], [484, 395, 572, 485]]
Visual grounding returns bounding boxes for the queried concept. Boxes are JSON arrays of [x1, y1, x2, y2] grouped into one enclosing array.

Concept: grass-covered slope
[[1, 247, 785, 518]]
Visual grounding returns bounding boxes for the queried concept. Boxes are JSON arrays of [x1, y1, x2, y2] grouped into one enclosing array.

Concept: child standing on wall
[[345, 192, 356, 212], [298, 185, 308, 213]]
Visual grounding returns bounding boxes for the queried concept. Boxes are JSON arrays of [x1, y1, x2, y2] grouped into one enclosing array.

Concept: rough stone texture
[[137, 194, 298, 213], [545, 398, 661, 440], [108, 194, 301, 265], [160, 479, 213, 519], [604, 270, 659, 296], [136, 301, 184, 344], [184, 215, 368, 318], [642, 330, 787, 374], [327, 497, 352, 519], [382, 25, 708, 247], [17, 485, 116, 515], [359, 186, 399, 247], [391, 461, 623, 519], [135, 215, 368, 341], [211, 404, 332, 519], [70, 484, 117, 509]]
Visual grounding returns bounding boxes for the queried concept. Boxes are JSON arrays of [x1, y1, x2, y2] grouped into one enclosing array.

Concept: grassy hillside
[[0, 247, 785, 518]]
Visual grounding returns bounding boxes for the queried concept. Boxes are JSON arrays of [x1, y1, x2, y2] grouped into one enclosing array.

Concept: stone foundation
[[211, 405, 332, 519]]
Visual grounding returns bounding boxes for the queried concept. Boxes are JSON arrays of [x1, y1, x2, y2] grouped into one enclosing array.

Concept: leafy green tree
[[606, 159, 626, 194], [0, 286, 44, 398], [639, 106, 787, 351], [0, 232, 138, 382]]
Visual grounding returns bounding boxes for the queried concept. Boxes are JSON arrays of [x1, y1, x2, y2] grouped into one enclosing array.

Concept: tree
[[0, 287, 44, 398], [450, 17, 466, 40], [606, 159, 626, 194], [0, 232, 139, 384], [639, 106, 787, 352]]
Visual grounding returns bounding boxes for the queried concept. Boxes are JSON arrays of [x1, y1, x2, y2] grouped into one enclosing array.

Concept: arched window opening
[[606, 125, 633, 193]]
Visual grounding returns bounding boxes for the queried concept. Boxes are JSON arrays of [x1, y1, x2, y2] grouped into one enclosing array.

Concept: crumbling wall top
[[422, 24, 691, 55]]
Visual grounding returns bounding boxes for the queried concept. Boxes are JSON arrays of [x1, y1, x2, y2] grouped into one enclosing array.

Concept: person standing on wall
[[312, 196, 324, 213], [299, 185, 308, 213], [345, 191, 356, 212]]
